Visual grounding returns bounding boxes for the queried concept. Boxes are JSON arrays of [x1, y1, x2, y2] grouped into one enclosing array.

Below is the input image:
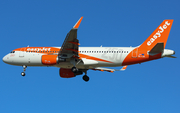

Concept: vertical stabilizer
[[139, 20, 173, 51]]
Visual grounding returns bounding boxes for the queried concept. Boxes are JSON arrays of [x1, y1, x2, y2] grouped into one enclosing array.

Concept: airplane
[[2, 17, 176, 82]]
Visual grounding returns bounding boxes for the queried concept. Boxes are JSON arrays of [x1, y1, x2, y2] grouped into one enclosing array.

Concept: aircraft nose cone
[[2, 55, 8, 63], [3, 56, 6, 62]]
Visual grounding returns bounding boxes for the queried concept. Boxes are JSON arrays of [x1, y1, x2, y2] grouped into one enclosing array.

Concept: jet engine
[[59, 68, 83, 78], [59, 68, 75, 78]]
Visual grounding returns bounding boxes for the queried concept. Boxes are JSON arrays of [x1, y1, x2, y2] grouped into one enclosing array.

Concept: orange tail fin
[[139, 20, 173, 51]]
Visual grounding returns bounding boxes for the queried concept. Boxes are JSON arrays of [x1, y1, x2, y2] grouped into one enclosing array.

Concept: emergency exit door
[[132, 48, 138, 58]]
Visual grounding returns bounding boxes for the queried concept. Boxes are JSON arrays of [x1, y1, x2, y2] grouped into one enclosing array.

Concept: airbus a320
[[3, 17, 176, 82]]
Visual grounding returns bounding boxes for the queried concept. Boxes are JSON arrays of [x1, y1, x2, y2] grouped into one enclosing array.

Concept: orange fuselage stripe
[[13, 47, 113, 63]]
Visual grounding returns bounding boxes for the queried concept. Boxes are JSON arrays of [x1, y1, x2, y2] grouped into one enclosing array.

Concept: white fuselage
[[2, 47, 134, 69]]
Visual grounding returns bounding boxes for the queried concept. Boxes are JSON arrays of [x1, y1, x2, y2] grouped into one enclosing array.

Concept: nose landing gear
[[21, 65, 27, 76]]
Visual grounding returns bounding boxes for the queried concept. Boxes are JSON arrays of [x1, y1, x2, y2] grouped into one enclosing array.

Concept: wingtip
[[73, 16, 83, 29], [120, 65, 127, 71]]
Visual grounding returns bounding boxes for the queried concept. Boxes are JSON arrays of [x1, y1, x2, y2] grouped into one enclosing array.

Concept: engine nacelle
[[41, 55, 58, 65], [41, 55, 66, 65], [59, 68, 75, 78]]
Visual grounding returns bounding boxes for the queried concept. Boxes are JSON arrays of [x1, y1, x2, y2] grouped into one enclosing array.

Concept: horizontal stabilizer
[[149, 43, 164, 54], [165, 55, 176, 58], [92, 65, 128, 73], [92, 67, 115, 73]]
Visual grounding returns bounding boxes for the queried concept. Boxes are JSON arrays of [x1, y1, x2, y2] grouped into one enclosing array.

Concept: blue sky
[[0, 0, 180, 113]]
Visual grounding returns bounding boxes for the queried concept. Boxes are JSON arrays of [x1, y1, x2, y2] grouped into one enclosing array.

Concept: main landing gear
[[21, 65, 27, 76], [71, 67, 89, 82], [71, 66, 78, 73], [82, 75, 89, 82], [82, 70, 89, 82]]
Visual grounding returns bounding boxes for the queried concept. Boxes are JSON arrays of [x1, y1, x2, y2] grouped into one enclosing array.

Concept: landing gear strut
[[21, 65, 27, 76], [71, 66, 78, 73]]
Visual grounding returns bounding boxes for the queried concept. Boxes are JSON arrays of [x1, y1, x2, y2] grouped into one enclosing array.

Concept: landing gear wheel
[[21, 72, 25, 76], [71, 67, 78, 73], [83, 75, 89, 82], [21, 65, 27, 77]]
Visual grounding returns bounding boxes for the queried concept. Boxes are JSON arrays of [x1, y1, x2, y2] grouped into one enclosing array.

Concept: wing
[[58, 17, 83, 59], [92, 66, 128, 73]]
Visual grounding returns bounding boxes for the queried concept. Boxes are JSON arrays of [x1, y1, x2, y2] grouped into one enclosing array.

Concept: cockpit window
[[10, 51, 15, 53]]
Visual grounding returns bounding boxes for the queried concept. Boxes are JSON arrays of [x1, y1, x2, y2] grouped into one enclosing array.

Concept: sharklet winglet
[[73, 17, 83, 29]]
